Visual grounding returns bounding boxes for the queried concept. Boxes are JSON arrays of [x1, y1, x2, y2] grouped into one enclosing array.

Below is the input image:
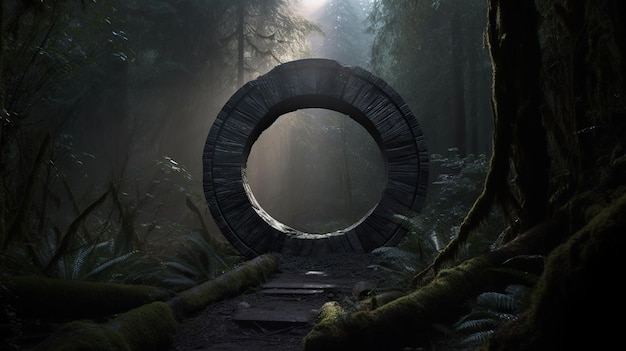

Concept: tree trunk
[[449, 13, 467, 157], [482, 191, 626, 350], [302, 219, 565, 351], [304, 0, 626, 350], [28, 254, 279, 350], [237, 4, 245, 87]]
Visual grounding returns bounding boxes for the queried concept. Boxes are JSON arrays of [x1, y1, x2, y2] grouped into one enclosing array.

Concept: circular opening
[[244, 108, 387, 235]]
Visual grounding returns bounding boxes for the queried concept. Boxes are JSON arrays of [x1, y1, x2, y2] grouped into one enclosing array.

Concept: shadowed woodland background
[[1, 0, 625, 350]]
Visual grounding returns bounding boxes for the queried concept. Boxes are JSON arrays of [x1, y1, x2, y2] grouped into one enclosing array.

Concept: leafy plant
[[104, 233, 233, 291], [450, 284, 530, 348], [368, 246, 422, 289], [0, 150, 238, 293], [364, 151, 496, 291], [396, 150, 502, 264]]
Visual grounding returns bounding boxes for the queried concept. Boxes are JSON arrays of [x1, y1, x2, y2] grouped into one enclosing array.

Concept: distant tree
[[368, 0, 491, 156], [0, 1, 239, 290], [0, 0, 113, 247], [314, 0, 373, 67], [216, 0, 320, 87]]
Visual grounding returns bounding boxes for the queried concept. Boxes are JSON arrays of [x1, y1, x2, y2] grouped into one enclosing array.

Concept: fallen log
[[480, 191, 626, 350], [302, 220, 563, 351], [3, 275, 171, 320], [166, 253, 279, 320], [29, 253, 279, 351], [31, 301, 177, 351]]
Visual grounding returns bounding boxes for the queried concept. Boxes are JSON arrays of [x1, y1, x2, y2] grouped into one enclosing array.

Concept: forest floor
[[169, 252, 393, 351]]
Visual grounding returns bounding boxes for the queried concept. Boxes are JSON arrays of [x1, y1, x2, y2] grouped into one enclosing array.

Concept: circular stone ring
[[203, 58, 428, 258]]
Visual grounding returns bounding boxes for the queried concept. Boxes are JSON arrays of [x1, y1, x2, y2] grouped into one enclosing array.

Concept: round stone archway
[[203, 59, 428, 258]]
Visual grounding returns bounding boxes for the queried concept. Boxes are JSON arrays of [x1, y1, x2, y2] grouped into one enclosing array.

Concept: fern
[[82, 250, 138, 280], [369, 247, 421, 288], [454, 317, 501, 334], [458, 330, 494, 345], [401, 151, 506, 285], [474, 291, 519, 313], [69, 244, 92, 280], [184, 233, 229, 275], [449, 284, 531, 349], [1, 154, 236, 292], [372, 246, 419, 268]]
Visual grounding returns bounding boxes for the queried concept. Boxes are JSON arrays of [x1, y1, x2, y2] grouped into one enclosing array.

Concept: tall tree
[[63, 0, 319, 178], [217, 0, 320, 88], [313, 0, 373, 66], [0, 0, 112, 247], [303, 0, 626, 350], [368, 0, 491, 156], [448, 10, 467, 156]]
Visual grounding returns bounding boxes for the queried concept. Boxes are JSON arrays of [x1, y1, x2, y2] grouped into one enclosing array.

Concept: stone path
[[170, 252, 387, 351]]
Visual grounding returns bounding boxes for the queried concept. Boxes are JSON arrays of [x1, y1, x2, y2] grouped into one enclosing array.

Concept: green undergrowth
[[12, 254, 279, 351]]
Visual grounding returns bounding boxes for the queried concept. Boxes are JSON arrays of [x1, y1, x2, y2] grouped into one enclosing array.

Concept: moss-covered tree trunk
[[303, 0, 626, 350], [17, 254, 278, 351], [480, 0, 626, 348]]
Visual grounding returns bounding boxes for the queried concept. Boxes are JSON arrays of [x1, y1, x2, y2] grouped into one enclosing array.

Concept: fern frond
[[475, 291, 518, 313], [413, 119, 518, 286], [70, 245, 92, 280], [162, 260, 201, 277], [412, 188, 493, 285], [454, 317, 500, 333], [34, 229, 58, 271], [371, 246, 411, 260], [82, 250, 138, 279], [185, 234, 228, 270], [504, 284, 530, 300], [457, 330, 494, 346], [371, 247, 420, 273], [454, 310, 499, 325], [45, 185, 112, 273]]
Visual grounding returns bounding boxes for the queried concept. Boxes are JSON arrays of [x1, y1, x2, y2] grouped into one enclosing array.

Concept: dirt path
[[170, 252, 388, 351]]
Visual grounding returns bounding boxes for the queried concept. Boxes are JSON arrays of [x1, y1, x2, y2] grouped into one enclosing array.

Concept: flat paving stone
[[260, 282, 338, 290], [171, 253, 386, 351], [262, 288, 325, 295], [232, 304, 317, 327]]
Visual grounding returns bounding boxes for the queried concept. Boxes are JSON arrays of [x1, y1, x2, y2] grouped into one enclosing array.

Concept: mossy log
[[29, 254, 279, 351], [480, 190, 626, 351], [302, 220, 563, 351], [166, 253, 278, 319], [3, 275, 171, 320], [31, 301, 177, 351]]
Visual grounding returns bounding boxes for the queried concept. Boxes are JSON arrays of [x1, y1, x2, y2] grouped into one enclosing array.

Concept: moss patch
[[483, 192, 626, 351], [303, 256, 497, 351], [31, 301, 177, 351], [4, 275, 171, 319], [167, 253, 278, 319], [28, 254, 278, 350], [109, 301, 178, 351]]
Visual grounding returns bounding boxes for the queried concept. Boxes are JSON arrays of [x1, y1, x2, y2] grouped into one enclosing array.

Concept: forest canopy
[[4, 0, 623, 350]]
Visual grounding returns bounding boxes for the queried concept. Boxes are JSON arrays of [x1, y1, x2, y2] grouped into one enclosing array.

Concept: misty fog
[[245, 108, 386, 234], [1, 0, 492, 280]]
